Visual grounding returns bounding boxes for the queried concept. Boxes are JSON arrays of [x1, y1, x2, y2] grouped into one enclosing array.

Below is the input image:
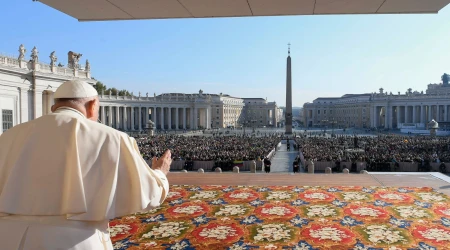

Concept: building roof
[[38, 0, 450, 22]]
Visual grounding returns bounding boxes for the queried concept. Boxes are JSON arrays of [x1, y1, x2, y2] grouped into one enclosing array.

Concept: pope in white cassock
[[0, 80, 172, 249]]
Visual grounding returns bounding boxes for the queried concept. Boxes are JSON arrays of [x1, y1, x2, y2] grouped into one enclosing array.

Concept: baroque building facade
[[0, 45, 281, 134], [303, 84, 450, 130]]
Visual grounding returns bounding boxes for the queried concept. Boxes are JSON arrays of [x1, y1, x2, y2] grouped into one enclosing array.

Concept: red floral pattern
[[344, 204, 389, 221], [110, 185, 450, 250], [299, 190, 336, 203], [412, 225, 450, 247], [301, 224, 356, 246], [374, 191, 414, 204]]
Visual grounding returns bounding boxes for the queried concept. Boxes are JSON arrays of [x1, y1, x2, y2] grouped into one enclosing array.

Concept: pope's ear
[[86, 99, 97, 115]]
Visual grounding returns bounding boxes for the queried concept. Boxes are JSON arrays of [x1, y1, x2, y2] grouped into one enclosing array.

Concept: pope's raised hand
[[152, 150, 172, 176]]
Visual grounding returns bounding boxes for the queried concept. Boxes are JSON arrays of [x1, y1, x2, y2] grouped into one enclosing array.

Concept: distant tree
[[118, 89, 131, 96], [106, 87, 118, 95], [94, 81, 132, 96], [442, 73, 449, 86], [94, 81, 107, 94]]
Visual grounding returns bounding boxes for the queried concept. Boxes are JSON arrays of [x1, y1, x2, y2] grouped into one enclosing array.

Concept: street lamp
[[321, 119, 328, 133], [330, 119, 337, 137]]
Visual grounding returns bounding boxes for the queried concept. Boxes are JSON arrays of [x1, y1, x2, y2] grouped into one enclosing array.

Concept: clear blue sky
[[1, 1, 450, 107]]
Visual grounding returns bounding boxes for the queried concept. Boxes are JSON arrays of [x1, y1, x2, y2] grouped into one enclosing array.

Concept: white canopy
[[39, 0, 450, 22]]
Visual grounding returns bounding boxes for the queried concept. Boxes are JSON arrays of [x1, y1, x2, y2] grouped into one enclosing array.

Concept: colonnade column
[[123, 107, 127, 130], [152, 107, 157, 129], [190, 108, 194, 129], [131, 107, 135, 130], [396, 106, 401, 128], [183, 108, 187, 129], [205, 108, 210, 129], [404, 106, 409, 123], [428, 105, 432, 121], [194, 108, 198, 129], [175, 108, 179, 130], [138, 107, 142, 131], [412, 106, 416, 124], [101, 106, 105, 124], [168, 107, 172, 130], [108, 106, 112, 127], [116, 107, 120, 129], [384, 106, 389, 128], [160, 107, 165, 130], [445, 105, 448, 122]]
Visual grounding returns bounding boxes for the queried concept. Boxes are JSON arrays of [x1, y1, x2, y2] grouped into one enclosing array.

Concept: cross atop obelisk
[[285, 43, 293, 135]]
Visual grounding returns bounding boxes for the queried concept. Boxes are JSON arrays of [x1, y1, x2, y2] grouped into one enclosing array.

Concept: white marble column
[[108, 106, 112, 126], [404, 106, 409, 123], [138, 107, 142, 131], [152, 107, 157, 128], [384, 106, 389, 128], [428, 105, 432, 121], [194, 108, 198, 129], [420, 105, 425, 124], [412, 106, 416, 124], [175, 108, 179, 130], [168, 107, 172, 130], [19, 88, 29, 124], [116, 106, 120, 129], [123, 106, 128, 130], [396, 106, 401, 128], [160, 107, 165, 130], [144, 107, 148, 129], [183, 108, 187, 129], [444, 104, 448, 122], [101, 106, 105, 124], [131, 107, 135, 130], [190, 108, 194, 129]]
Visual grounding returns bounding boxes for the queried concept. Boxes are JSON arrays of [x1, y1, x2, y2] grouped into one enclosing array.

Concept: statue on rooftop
[[154, 93, 156, 98], [31, 46, 39, 63], [139, 92, 141, 97], [68, 51, 82, 69], [50, 51, 57, 67], [442, 73, 449, 86], [18, 44, 26, 61], [146, 92, 148, 97], [85, 59, 90, 71]]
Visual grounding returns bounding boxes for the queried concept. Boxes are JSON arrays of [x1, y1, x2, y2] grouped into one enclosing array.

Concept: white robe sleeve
[[102, 135, 170, 218]]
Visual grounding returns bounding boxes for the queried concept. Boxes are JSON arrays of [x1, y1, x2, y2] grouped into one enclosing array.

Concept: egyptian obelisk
[[285, 44, 293, 134]]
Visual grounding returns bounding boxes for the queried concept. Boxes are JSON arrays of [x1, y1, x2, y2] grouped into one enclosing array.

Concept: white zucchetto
[[54, 80, 98, 99]]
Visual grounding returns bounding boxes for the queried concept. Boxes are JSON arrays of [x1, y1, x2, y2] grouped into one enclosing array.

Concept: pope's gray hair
[[54, 96, 97, 105]]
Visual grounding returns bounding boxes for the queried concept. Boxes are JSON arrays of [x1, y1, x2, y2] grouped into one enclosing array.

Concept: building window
[[2, 109, 13, 132], [324, 110, 327, 114], [317, 110, 320, 114]]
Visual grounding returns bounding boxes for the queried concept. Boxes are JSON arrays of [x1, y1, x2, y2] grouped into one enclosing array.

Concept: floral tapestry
[[110, 185, 450, 250]]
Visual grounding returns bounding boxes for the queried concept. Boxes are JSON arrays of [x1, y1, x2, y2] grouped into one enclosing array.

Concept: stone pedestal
[[360, 170, 369, 174], [325, 167, 332, 174], [215, 167, 222, 173], [308, 161, 314, 174], [198, 168, 204, 173], [233, 166, 239, 173], [343, 168, 349, 174], [19, 61, 27, 69], [250, 160, 256, 173], [181, 170, 188, 173], [430, 128, 437, 137]]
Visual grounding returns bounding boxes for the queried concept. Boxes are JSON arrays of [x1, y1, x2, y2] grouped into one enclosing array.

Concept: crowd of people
[[135, 135, 280, 163], [298, 135, 450, 164]]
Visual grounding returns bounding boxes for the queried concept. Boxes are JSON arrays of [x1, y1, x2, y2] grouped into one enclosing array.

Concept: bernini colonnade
[[98, 93, 212, 131]]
